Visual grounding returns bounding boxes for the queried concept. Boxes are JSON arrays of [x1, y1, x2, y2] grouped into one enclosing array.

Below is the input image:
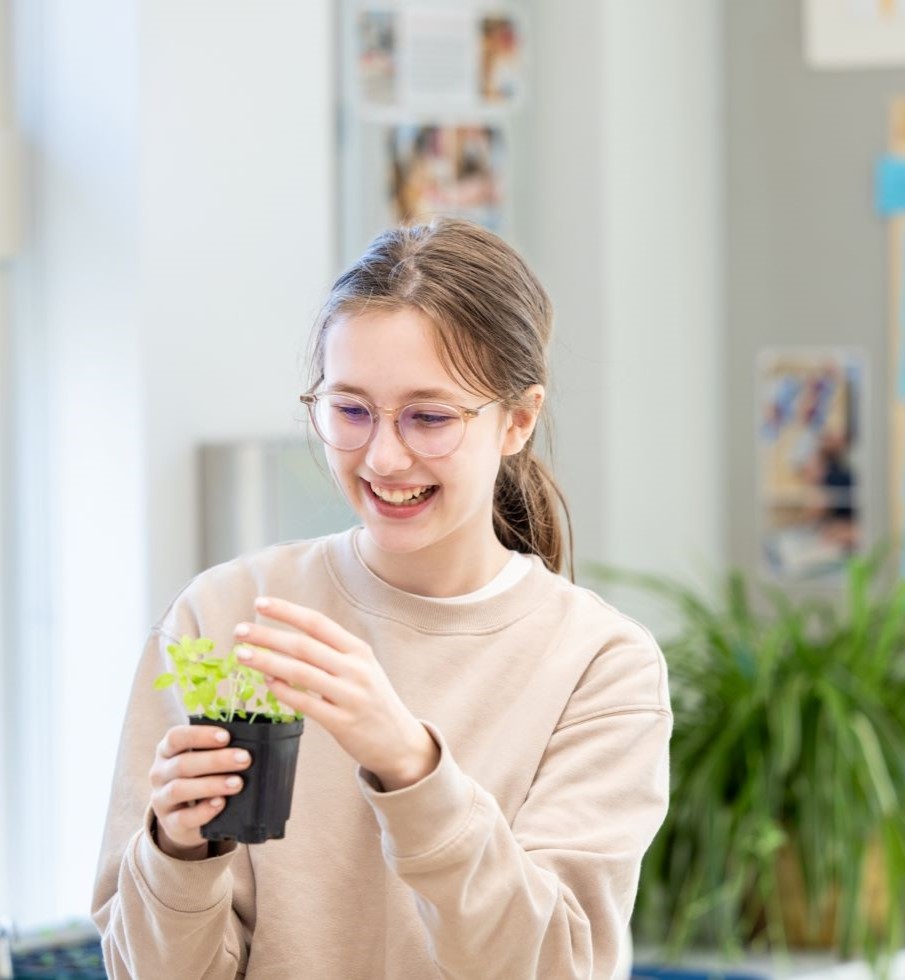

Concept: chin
[[362, 525, 440, 556]]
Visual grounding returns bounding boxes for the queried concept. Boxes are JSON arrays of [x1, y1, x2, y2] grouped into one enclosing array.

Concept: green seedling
[[154, 635, 304, 723]]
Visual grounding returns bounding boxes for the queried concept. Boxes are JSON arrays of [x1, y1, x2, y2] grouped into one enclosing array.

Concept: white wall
[[528, 0, 725, 624], [7, 0, 335, 927], [527, 0, 609, 567], [141, 1, 336, 618], [7, 0, 146, 928], [600, 0, 725, 618], [0, 0, 13, 922]]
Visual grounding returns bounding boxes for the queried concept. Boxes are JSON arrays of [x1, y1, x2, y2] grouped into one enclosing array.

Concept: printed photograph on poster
[[480, 15, 522, 103], [757, 348, 865, 582], [357, 10, 396, 106], [804, 0, 905, 68], [388, 124, 505, 230]]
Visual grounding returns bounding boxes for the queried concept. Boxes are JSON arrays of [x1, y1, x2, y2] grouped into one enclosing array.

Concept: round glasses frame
[[299, 391, 502, 459]]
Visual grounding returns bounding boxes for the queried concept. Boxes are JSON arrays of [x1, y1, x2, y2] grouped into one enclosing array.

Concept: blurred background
[[0, 0, 903, 970]]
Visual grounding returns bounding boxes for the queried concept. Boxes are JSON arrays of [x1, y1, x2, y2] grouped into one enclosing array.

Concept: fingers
[[161, 797, 226, 834], [252, 597, 366, 655], [264, 678, 337, 726], [235, 643, 349, 702], [235, 622, 346, 676], [150, 726, 252, 854], [157, 723, 230, 760], [152, 744, 253, 787], [154, 773, 245, 813], [154, 791, 229, 856]]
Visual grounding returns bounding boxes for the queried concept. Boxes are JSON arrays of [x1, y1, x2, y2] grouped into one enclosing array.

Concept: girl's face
[[321, 307, 538, 584]]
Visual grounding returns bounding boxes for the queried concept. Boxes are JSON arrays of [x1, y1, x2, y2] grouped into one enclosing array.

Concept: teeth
[[370, 483, 434, 504]]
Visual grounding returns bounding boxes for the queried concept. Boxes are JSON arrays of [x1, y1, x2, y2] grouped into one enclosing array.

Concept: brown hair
[[307, 217, 574, 579]]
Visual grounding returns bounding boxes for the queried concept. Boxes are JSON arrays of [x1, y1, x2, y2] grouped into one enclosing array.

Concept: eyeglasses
[[299, 391, 502, 459]]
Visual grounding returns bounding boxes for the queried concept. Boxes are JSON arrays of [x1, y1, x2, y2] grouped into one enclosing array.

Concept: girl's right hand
[[149, 724, 251, 860]]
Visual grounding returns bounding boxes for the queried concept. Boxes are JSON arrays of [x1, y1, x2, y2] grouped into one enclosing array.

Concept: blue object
[[11, 935, 106, 978], [631, 967, 769, 980], [877, 156, 905, 216]]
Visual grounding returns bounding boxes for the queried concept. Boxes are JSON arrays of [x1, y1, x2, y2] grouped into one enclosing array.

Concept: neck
[[355, 530, 511, 598]]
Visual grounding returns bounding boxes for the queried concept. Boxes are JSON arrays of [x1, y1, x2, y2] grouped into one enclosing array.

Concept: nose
[[364, 412, 414, 475]]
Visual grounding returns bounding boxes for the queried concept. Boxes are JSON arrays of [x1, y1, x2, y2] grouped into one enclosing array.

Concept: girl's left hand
[[233, 597, 439, 791]]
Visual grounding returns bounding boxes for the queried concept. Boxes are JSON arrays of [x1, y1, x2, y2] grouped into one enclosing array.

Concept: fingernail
[[214, 730, 229, 743], [255, 597, 271, 609], [235, 623, 250, 637], [225, 776, 241, 789], [236, 647, 253, 661], [234, 750, 250, 764], [210, 797, 224, 808]]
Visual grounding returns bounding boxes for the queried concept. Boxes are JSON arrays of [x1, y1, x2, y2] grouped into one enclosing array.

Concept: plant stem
[[227, 673, 239, 722]]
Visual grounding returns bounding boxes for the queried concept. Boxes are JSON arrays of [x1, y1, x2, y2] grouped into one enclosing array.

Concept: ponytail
[[493, 442, 574, 581]]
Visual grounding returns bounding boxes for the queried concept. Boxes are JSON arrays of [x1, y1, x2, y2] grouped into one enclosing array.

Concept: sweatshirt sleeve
[[91, 621, 257, 979], [355, 631, 672, 980]]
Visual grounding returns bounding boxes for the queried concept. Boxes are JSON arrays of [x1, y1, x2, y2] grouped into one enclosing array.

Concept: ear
[[501, 385, 545, 456]]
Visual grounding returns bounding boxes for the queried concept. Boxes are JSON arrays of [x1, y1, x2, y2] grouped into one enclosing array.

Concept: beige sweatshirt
[[92, 529, 672, 979]]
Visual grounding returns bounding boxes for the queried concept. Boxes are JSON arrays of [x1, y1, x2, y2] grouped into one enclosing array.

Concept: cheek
[[453, 449, 504, 499], [324, 450, 355, 489]]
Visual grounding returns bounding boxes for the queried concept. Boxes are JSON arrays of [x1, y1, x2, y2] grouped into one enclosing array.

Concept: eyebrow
[[327, 383, 464, 402]]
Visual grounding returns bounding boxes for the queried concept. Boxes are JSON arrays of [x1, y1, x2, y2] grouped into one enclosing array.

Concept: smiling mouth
[[368, 482, 438, 506]]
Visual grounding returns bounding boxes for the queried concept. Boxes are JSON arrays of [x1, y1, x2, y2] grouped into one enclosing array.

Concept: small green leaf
[[153, 673, 176, 690], [196, 680, 216, 707]]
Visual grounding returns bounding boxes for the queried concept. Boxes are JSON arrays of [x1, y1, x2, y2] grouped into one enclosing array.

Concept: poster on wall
[[355, 5, 525, 115], [804, 0, 905, 68], [387, 123, 505, 229], [757, 348, 866, 583], [479, 14, 522, 103], [357, 10, 397, 105]]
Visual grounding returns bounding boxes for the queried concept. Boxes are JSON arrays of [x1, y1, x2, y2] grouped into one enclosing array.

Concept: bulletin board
[[338, 0, 530, 265], [804, 0, 905, 69], [878, 97, 905, 573]]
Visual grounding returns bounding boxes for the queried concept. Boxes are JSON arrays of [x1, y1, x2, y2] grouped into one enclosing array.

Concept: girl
[[92, 218, 671, 979]]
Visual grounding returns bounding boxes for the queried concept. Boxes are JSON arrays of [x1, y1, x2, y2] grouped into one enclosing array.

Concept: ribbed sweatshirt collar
[[322, 528, 555, 635]]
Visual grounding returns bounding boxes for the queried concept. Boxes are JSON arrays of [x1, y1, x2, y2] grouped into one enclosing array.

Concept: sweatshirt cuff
[[129, 807, 236, 913], [356, 721, 487, 873]]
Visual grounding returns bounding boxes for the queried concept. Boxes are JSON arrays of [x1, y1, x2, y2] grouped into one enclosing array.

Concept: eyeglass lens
[[313, 394, 465, 456]]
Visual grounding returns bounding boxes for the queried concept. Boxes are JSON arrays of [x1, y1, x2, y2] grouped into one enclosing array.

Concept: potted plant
[[585, 549, 905, 965], [154, 636, 305, 844]]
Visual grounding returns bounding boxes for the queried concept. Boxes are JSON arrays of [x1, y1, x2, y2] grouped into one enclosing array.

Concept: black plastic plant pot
[[190, 716, 304, 844]]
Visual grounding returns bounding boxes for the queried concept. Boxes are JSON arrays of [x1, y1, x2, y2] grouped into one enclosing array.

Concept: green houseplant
[[586, 550, 905, 964], [154, 636, 305, 844]]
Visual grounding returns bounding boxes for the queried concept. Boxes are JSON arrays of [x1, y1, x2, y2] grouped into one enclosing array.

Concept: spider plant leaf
[[851, 712, 899, 818]]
